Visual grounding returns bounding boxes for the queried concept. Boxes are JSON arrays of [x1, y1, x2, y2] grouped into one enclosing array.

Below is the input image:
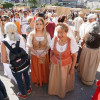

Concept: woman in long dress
[[48, 23, 78, 98], [78, 21, 100, 85], [27, 17, 51, 87]]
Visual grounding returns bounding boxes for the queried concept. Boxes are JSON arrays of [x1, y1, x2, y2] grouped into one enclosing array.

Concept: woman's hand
[[40, 53, 45, 57], [36, 53, 40, 58], [69, 67, 74, 75]]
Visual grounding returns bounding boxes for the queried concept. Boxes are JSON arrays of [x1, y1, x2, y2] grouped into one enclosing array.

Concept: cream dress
[[79, 33, 100, 85], [48, 38, 78, 98]]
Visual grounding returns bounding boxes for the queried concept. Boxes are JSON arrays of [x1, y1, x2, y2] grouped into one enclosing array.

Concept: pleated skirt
[[78, 46, 100, 85], [31, 54, 49, 86], [48, 63, 74, 98]]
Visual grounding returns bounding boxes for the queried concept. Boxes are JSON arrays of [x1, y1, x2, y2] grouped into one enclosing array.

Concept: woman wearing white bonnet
[[78, 21, 100, 85], [1, 22, 31, 99], [48, 23, 78, 98]]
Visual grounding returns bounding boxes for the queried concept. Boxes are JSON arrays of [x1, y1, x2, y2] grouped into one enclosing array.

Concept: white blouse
[[27, 33, 51, 48], [50, 37, 79, 54], [27, 33, 51, 55]]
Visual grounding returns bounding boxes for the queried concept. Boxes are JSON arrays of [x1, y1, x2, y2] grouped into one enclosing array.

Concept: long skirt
[[78, 46, 100, 85], [48, 63, 74, 98], [31, 54, 49, 86]]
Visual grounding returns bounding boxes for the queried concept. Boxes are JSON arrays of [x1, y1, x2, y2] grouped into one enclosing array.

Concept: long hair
[[29, 17, 49, 46], [32, 17, 48, 36]]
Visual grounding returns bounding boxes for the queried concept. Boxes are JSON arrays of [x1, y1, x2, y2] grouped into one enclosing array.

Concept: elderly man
[[79, 14, 97, 41], [20, 9, 29, 39], [73, 11, 84, 43]]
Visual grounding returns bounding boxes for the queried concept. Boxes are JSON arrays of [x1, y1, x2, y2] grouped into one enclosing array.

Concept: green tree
[[40, 3, 46, 8], [28, 0, 38, 6], [14, 3, 26, 6], [94, 8, 100, 10], [1, 2, 14, 8], [52, 1, 61, 6]]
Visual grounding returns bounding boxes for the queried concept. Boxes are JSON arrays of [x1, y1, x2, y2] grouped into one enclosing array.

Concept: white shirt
[[12, 18, 20, 22], [50, 37, 79, 54], [27, 33, 51, 55], [79, 22, 91, 39], [52, 17, 58, 25], [73, 16, 84, 31], [20, 16, 28, 35]]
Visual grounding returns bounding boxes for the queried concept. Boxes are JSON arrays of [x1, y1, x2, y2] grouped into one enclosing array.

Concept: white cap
[[47, 13, 52, 18], [87, 14, 97, 20]]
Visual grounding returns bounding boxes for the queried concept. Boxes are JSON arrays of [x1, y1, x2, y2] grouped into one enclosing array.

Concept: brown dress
[[48, 37, 74, 98], [31, 34, 49, 86], [78, 33, 100, 85]]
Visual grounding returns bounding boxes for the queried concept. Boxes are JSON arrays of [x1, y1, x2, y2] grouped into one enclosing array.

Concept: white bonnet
[[87, 14, 97, 20], [4, 22, 17, 33]]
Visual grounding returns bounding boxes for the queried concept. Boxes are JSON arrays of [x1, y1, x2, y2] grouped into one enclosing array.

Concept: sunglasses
[[1, 19, 6, 22]]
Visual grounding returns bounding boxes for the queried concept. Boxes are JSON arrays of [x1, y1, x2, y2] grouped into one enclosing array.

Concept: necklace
[[60, 46, 63, 51]]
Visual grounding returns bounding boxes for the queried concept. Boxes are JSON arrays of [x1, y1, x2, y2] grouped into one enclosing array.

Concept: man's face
[[89, 18, 96, 23], [24, 11, 27, 16]]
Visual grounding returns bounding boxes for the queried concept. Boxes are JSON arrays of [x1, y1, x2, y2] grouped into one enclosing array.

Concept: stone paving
[[0, 20, 100, 100], [0, 59, 100, 100]]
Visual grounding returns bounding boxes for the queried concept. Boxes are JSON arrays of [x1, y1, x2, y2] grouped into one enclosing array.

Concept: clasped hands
[[31, 49, 46, 58]]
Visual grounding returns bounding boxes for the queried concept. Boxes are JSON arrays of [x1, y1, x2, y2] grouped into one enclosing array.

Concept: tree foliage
[[52, 1, 61, 6], [1, 2, 14, 8], [28, 0, 38, 6], [14, 3, 26, 6], [40, 3, 46, 8], [94, 8, 100, 10]]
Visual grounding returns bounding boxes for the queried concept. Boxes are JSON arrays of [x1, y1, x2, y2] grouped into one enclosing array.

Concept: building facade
[[58, 0, 77, 8]]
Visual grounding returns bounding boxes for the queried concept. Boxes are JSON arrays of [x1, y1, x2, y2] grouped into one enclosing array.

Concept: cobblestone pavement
[[0, 21, 100, 100], [0, 58, 100, 100]]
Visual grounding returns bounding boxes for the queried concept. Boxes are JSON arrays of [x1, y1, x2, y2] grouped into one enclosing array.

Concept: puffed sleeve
[[50, 37, 55, 50], [47, 33, 51, 47], [27, 32, 33, 47], [70, 39, 79, 54]]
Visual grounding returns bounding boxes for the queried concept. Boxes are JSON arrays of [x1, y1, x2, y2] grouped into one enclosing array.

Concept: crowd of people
[[0, 8, 100, 100]]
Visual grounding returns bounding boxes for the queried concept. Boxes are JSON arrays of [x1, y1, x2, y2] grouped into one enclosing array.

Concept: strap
[[3, 41, 12, 51], [16, 41, 20, 48]]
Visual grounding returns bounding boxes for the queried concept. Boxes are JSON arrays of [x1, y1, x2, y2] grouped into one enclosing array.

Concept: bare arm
[[1, 42, 8, 63], [69, 53, 77, 74]]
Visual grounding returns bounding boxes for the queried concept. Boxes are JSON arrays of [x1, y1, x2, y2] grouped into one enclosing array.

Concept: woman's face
[[15, 14, 19, 18], [30, 19, 34, 28], [1, 17, 7, 25], [36, 20, 44, 31], [57, 28, 67, 40]]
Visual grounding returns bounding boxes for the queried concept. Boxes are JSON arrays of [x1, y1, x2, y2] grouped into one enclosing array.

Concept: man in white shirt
[[20, 9, 29, 39], [79, 14, 97, 41], [73, 11, 84, 43]]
